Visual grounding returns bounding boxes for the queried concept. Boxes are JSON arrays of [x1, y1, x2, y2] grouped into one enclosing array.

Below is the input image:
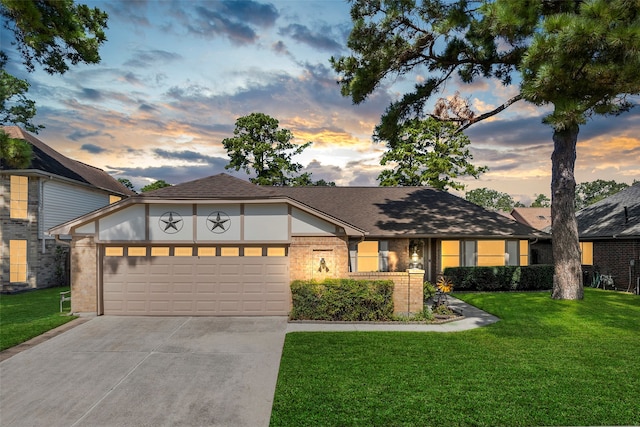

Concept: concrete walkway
[[286, 296, 500, 332]]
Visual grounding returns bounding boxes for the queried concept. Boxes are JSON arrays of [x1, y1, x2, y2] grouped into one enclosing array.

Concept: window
[[357, 241, 379, 272], [506, 241, 518, 266], [441, 240, 460, 269], [477, 241, 506, 266], [109, 195, 121, 204], [10, 240, 27, 282], [244, 247, 262, 257], [174, 247, 193, 257], [198, 247, 216, 257], [10, 176, 28, 219], [519, 240, 529, 266], [105, 247, 124, 256], [128, 247, 146, 256], [151, 247, 170, 256], [462, 241, 476, 267], [267, 247, 286, 257], [580, 242, 593, 265], [220, 247, 239, 256]]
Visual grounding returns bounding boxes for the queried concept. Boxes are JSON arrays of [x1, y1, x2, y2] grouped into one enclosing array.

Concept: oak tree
[[332, 0, 640, 299]]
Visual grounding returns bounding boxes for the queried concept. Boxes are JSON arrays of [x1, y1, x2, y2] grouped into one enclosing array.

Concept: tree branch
[[458, 94, 523, 132]]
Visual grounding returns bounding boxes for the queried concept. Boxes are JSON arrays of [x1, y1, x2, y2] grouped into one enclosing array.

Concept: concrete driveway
[[0, 316, 288, 427]]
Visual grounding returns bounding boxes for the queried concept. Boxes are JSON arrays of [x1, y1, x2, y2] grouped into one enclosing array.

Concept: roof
[[278, 185, 546, 238], [49, 173, 547, 239], [577, 182, 640, 239], [510, 207, 552, 231], [1, 126, 134, 196]]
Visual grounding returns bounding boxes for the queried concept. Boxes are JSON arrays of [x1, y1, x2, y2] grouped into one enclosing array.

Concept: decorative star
[[160, 212, 182, 232], [208, 212, 229, 232]]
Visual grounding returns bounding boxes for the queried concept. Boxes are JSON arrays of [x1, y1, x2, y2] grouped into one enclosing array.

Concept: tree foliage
[[465, 187, 522, 212], [377, 117, 486, 190], [531, 193, 551, 208], [117, 178, 136, 192], [0, 0, 108, 132], [332, 0, 640, 300], [222, 113, 312, 186], [575, 179, 629, 209], [140, 179, 171, 193], [0, 130, 32, 168]]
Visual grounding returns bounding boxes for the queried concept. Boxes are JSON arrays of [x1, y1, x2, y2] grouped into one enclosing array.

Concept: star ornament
[[207, 211, 230, 234], [159, 212, 183, 234]]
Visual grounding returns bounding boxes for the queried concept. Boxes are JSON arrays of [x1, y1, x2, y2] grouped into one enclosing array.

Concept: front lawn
[[0, 287, 76, 351], [271, 288, 640, 427]]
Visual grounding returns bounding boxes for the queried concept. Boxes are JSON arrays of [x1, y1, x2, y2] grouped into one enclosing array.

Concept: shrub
[[290, 279, 395, 321], [443, 265, 554, 291], [423, 281, 437, 304]]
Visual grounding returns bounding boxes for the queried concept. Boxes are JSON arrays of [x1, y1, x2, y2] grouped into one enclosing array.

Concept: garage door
[[102, 253, 289, 316]]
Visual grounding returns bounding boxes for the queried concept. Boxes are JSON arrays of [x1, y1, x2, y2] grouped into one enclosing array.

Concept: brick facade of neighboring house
[[1, 127, 134, 292], [577, 183, 640, 293]]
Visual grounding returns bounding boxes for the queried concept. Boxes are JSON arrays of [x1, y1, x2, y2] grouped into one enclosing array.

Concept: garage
[[102, 247, 289, 316]]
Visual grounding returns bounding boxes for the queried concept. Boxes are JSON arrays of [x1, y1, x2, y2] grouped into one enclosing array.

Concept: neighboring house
[[510, 207, 553, 264], [1, 126, 135, 292], [577, 182, 640, 293], [50, 173, 548, 316]]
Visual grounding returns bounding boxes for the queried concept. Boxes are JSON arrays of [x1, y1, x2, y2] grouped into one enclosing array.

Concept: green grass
[[0, 286, 77, 351], [270, 288, 640, 427]]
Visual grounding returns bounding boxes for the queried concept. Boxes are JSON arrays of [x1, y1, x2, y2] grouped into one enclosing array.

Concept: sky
[[2, 0, 639, 204]]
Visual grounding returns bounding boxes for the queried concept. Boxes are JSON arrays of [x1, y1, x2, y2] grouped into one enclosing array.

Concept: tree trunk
[[550, 124, 583, 300]]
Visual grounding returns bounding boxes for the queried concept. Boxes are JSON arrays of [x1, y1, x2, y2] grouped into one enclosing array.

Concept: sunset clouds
[[2, 0, 637, 199]]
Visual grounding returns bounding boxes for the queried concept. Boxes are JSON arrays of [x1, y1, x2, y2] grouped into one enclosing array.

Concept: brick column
[[71, 236, 98, 314]]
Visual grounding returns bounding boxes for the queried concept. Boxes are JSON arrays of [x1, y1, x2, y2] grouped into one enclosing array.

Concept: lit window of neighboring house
[[10, 240, 27, 282], [579, 242, 593, 265], [10, 175, 28, 219], [109, 195, 122, 204]]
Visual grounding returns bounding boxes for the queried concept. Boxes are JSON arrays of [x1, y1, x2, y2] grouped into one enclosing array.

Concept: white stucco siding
[[149, 204, 194, 241], [291, 207, 337, 235], [244, 204, 288, 241], [196, 204, 241, 241], [99, 205, 146, 241], [43, 180, 110, 236]]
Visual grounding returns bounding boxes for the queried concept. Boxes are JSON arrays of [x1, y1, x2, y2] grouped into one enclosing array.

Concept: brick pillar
[[71, 236, 98, 314], [394, 269, 424, 315]]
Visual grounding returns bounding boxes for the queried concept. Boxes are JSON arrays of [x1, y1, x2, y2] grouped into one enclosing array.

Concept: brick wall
[[1, 174, 70, 292], [70, 236, 98, 314], [583, 240, 640, 292], [289, 235, 350, 282], [349, 270, 424, 315]]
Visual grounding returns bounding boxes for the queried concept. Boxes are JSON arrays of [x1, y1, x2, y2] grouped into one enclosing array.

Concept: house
[[49, 173, 548, 316], [577, 182, 640, 293], [1, 126, 135, 292], [510, 207, 553, 264]]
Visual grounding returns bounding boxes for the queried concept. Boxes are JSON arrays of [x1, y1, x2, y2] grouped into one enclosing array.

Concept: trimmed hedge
[[443, 265, 554, 291], [290, 279, 395, 321]]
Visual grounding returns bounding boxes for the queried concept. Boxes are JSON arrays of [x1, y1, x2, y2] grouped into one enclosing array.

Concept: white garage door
[[102, 254, 289, 316]]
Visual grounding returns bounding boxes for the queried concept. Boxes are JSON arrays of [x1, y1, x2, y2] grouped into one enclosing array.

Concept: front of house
[[49, 174, 547, 316]]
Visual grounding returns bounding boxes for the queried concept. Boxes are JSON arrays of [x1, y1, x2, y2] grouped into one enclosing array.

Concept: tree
[[0, 130, 32, 168], [331, 0, 640, 300], [118, 178, 136, 192], [222, 113, 312, 186], [531, 193, 551, 208], [140, 180, 171, 193], [465, 187, 521, 212], [0, 0, 108, 132], [575, 180, 629, 210], [377, 117, 486, 190]]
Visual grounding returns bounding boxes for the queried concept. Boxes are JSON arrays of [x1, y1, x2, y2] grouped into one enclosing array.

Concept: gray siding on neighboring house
[[42, 180, 110, 237]]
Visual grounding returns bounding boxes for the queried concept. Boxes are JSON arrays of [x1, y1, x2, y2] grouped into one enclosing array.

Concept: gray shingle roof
[[141, 173, 280, 199], [278, 185, 544, 238], [577, 182, 640, 238], [1, 126, 134, 196]]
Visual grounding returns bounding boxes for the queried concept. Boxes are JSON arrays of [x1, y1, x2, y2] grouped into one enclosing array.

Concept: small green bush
[[290, 279, 394, 321], [423, 281, 436, 304], [444, 265, 554, 291]]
